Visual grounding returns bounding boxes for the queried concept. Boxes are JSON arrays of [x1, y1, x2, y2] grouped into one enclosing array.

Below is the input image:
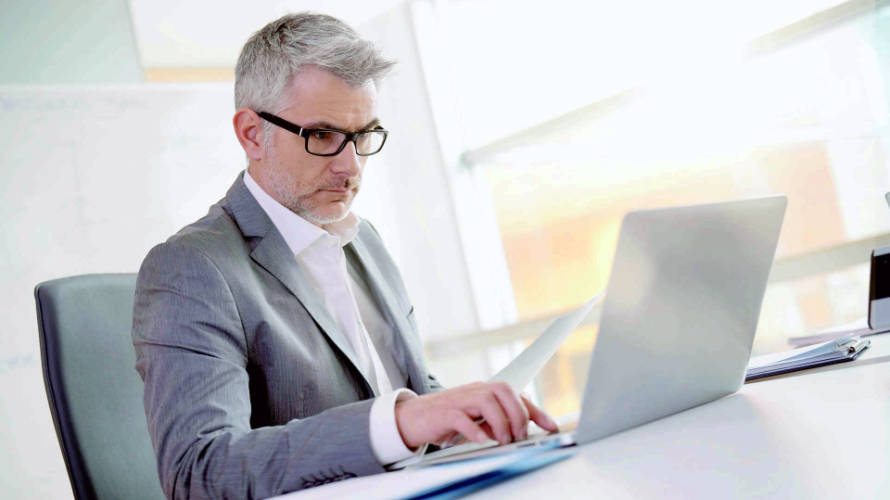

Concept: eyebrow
[[302, 118, 383, 132]]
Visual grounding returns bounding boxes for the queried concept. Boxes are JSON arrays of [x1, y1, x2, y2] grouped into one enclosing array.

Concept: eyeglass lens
[[307, 130, 386, 155]]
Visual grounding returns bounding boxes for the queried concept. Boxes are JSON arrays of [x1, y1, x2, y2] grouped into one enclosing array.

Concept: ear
[[233, 108, 265, 160]]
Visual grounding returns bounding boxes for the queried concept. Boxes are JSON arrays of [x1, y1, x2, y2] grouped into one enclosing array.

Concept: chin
[[302, 205, 349, 225]]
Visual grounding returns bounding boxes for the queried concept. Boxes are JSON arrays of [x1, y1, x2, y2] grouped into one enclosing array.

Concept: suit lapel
[[223, 174, 375, 394], [347, 236, 428, 393]]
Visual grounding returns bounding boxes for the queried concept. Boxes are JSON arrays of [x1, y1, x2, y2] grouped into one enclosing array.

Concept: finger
[[439, 430, 459, 446], [491, 383, 530, 440], [439, 429, 475, 448], [475, 392, 512, 444], [437, 429, 459, 448], [479, 421, 495, 440], [521, 394, 559, 432], [447, 410, 490, 444], [476, 421, 498, 443]]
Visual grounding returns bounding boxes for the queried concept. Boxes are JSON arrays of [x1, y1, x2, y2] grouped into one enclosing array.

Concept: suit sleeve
[[132, 241, 385, 500]]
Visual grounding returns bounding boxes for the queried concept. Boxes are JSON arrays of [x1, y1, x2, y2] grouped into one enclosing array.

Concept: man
[[132, 12, 557, 499]]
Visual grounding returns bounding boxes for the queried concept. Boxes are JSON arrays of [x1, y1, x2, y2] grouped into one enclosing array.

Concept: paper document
[[488, 294, 602, 392]]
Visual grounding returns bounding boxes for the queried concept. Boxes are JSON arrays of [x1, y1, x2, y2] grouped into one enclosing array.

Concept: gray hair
[[234, 12, 395, 113]]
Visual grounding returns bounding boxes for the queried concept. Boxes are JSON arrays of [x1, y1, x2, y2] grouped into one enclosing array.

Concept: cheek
[[300, 161, 343, 194], [277, 149, 327, 183]]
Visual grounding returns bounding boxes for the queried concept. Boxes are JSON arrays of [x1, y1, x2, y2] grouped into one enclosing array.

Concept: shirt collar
[[243, 170, 360, 255]]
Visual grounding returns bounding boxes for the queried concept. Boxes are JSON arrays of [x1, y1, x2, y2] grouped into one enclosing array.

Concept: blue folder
[[403, 445, 574, 500]]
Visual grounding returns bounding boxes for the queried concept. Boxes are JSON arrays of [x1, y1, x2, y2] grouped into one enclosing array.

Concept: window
[[416, 0, 890, 415]]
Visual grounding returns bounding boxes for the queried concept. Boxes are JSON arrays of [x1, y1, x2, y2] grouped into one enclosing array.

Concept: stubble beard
[[264, 142, 359, 225]]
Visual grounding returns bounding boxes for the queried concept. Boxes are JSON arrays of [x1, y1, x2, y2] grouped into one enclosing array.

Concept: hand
[[394, 382, 559, 449]]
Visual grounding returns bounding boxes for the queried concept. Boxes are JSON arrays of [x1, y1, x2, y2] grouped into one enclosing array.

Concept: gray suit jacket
[[132, 173, 441, 499]]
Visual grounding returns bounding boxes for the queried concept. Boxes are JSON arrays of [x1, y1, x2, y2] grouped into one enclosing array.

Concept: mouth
[[320, 179, 359, 195]]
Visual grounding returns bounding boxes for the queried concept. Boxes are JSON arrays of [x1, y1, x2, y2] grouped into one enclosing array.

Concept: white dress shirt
[[243, 171, 417, 464]]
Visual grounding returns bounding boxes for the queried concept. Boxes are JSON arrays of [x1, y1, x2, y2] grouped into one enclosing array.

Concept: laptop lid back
[[576, 196, 786, 444]]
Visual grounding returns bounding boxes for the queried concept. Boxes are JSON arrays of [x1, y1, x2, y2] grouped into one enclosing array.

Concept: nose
[[329, 139, 362, 177]]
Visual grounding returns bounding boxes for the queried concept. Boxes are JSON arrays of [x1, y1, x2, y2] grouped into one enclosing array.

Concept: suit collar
[[223, 171, 274, 239]]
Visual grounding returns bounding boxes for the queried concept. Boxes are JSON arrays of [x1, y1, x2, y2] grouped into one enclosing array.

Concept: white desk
[[280, 335, 890, 500], [466, 334, 890, 499]]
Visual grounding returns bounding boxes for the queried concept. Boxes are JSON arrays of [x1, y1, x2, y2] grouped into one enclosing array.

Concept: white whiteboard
[[0, 84, 244, 498]]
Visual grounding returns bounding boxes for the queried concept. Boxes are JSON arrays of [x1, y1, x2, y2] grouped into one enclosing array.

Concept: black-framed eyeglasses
[[257, 111, 388, 157]]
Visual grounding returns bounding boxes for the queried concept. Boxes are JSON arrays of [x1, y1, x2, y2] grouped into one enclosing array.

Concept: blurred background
[[2, 0, 889, 497]]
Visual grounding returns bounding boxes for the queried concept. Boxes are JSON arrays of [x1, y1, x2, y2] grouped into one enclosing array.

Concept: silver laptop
[[395, 195, 787, 468]]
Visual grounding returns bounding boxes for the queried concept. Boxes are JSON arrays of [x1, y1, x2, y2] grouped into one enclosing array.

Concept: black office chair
[[35, 274, 165, 500]]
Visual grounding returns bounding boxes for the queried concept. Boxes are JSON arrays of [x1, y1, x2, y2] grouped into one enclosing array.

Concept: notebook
[[393, 195, 787, 469]]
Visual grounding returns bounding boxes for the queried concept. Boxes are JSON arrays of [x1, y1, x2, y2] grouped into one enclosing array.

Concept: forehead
[[278, 66, 378, 129]]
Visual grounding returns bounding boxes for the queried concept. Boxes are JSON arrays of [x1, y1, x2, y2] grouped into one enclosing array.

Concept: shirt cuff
[[369, 388, 423, 465]]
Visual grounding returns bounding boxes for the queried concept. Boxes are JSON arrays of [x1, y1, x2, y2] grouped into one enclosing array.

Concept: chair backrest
[[35, 274, 165, 500]]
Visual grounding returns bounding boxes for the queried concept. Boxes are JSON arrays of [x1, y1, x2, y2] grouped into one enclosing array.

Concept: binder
[[746, 335, 870, 381]]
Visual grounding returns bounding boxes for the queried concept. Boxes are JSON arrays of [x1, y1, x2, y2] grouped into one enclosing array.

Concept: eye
[[312, 131, 333, 141]]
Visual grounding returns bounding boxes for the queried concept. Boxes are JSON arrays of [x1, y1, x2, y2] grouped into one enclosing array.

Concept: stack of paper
[[746, 335, 870, 380]]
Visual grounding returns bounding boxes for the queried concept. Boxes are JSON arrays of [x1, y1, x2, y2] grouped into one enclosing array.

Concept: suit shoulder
[[168, 202, 244, 251], [172, 202, 239, 244], [140, 203, 244, 273]]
